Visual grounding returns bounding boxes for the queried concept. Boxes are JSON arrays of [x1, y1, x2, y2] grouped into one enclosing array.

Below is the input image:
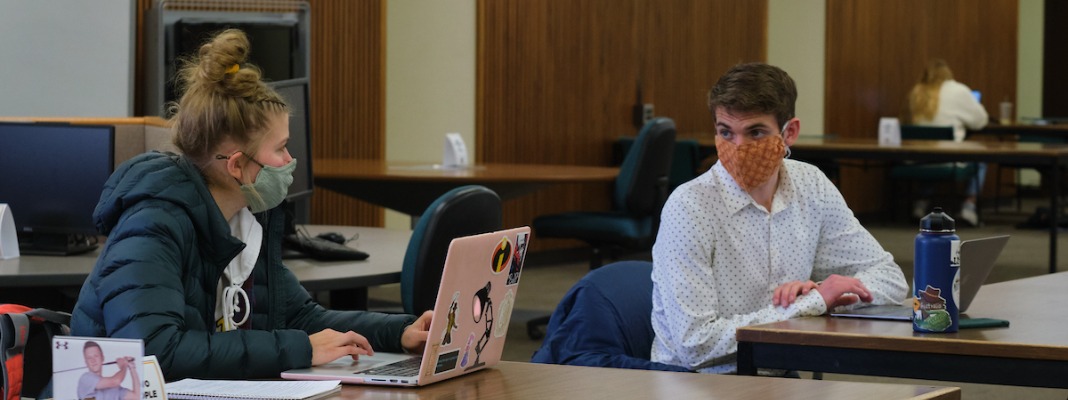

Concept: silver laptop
[[281, 227, 530, 386], [831, 235, 1009, 321]]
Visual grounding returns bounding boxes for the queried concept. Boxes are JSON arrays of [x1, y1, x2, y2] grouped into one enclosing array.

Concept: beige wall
[[1018, 0, 1044, 120], [0, 0, 135, 117], [384, 0, 477, 228], [768, 0, 826, 137]]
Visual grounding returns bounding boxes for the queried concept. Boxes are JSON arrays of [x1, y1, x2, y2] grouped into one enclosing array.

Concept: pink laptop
[[281, 226, 530, 386]]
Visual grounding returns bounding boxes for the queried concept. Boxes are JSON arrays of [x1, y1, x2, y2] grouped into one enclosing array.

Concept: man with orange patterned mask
[[650, 63, 908, 374]]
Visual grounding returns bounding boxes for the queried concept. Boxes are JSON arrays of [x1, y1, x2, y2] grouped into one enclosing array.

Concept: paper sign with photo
[[52, 336, 144, 400], [141, 355, 167, 400], [442, 133, 469, 168], [878, 117, 901, 147]]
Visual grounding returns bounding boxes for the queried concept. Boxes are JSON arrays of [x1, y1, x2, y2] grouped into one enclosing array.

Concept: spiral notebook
[[165, 379, 341, 400]]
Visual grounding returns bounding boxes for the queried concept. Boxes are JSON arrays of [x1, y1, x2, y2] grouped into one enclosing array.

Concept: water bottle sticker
[[915, 285, 952, 332], [950, 239, 961, 267]]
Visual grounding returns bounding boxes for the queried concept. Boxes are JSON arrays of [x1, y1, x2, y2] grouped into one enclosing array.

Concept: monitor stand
[[280, 199, 310, 259], [17, 232, 98, 256]]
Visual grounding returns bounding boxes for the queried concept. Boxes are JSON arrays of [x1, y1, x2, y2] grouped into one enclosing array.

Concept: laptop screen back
[[957, 235, 1009, 312]]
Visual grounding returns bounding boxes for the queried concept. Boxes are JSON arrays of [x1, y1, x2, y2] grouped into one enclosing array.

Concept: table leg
[[737, 342, 758, 375], [1051, 161, 1061, 274]]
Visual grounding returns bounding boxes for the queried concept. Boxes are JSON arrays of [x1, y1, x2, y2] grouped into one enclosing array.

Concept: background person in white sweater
[[908, 59, 989, 225]]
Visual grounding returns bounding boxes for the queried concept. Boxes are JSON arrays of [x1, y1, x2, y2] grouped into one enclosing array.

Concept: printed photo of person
[[52, 336, 143, 400], [78, 341, 140, 400]]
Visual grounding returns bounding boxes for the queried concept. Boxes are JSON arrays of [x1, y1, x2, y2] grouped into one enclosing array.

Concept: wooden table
[[0, 225, 409, 309], [327, 361, 960, 399], [700, 136, 1068, 273], [736, 272, 1068, 388], [314, 159, 619, 217], [973, 123, 1068, 142]]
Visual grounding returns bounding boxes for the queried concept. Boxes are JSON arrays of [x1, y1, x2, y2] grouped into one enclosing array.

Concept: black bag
[[1, 304, 71, 400]]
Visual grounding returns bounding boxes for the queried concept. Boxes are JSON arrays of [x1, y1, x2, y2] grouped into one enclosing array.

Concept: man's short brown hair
[[707, 63, 797, 127]]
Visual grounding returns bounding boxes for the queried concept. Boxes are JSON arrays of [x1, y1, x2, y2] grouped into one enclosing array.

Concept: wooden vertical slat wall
[[478, 0, 767, 251], [306, 0, 385, 226], [825, 0, 1018, 213], [135, 0, 386, 226]]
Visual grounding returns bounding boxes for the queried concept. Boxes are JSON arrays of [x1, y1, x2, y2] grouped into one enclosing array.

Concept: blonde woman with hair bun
[[70, 29, 432, 380], [906, 59, 989, 225]]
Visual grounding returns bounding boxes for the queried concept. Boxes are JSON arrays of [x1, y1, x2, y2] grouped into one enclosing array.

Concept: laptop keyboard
[[356, 357, 422, 377]]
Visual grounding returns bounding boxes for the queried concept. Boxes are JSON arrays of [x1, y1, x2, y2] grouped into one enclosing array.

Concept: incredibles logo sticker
[[490, 236, 512, 274]]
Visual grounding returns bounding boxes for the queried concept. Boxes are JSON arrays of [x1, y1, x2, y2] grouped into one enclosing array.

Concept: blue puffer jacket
[[71, 152, 416, 380]]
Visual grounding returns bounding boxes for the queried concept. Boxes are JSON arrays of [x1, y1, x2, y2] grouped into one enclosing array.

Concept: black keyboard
[[356, 357, 422, 377], [283, 235, 369, 261]]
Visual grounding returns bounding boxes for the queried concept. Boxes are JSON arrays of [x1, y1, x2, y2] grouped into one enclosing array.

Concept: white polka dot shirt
[[650, 159, 909, 374]]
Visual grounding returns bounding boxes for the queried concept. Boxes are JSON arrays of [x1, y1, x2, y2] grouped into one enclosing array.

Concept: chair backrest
[[401, 185, 502, 314], [613, 137, 701, 192], [530, 260, 689, 372], [901, 125, 954, 141], [615, 117, 677, 215], [670, 139, 701, 190]]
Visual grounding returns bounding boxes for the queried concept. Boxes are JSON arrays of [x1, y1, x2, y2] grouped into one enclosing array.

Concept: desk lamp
[[466, 281, 493, 371]]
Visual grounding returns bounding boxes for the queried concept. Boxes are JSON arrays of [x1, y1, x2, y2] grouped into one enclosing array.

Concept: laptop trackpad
[[317, 352, 415, 373]]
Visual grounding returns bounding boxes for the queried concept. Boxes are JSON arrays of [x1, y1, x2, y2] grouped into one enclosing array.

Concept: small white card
[[0, 204, 19, 259], [878, 117, 901, 147], [141, 355, 167, 400], [52, 336, 144, 400], [442, 133, 469, 168]]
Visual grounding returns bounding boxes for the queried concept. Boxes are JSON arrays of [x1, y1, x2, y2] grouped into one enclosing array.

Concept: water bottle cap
[[920, 206, 956, 232]]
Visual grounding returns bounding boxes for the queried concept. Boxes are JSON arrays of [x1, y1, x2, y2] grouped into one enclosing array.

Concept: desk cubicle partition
[[0, 117, 174, 168], [0, 117, 171, 307]]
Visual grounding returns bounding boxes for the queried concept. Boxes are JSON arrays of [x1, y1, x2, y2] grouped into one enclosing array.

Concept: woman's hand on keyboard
[[310, 328, 374, 365], [401, 311, 433, 354]]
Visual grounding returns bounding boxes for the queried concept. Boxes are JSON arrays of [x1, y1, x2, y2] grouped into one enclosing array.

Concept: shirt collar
[[712, 161, 796, 215], [712, 162, 754, 214]]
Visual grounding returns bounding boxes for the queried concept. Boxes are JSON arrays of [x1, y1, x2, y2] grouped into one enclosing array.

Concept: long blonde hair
[[169, 29, 288, 167], [908, 59, 954, 123]]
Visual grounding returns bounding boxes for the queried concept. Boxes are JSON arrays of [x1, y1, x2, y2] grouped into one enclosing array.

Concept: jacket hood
[[94, 152, 243, 261]]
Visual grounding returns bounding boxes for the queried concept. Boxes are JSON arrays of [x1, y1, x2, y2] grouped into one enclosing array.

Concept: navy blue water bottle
[[913, 207, 961, 333]]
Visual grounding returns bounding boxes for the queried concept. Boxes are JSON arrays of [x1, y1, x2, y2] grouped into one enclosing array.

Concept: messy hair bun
[[170, 29, 288, 164]]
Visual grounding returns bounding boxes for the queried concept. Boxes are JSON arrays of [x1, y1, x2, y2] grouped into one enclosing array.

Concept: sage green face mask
[[239, 156, 297, 213]]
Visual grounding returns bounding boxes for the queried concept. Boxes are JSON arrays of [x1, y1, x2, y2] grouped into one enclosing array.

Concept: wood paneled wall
[[136, 0, 386, 226], [305, 0, 384, 226], [825, 0, 1018, 213], [478, 0, 767, 250]]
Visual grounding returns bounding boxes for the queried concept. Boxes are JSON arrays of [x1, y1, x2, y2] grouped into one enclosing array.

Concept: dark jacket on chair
[[71, 152, 415, 380], [531, 261, 691, 372]]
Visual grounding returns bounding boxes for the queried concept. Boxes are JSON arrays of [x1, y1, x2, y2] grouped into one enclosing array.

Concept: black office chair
[[613, 137, 701, 192], [533, 117, 677, 270], [888, 125, 980, 219], [530, 260, 690, 372], [400, 185, 502, 315], [526, 118, 674, 339]]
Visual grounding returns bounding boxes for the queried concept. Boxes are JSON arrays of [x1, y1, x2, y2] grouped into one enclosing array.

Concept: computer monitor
[[267, 78, 323, 258], [0, 122, 114, 255], [268, 77, 313, 201], [164, 18, 305, 114]]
